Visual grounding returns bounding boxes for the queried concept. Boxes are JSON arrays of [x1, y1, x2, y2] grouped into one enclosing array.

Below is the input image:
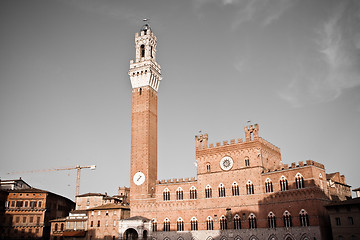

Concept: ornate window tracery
[[163, 188, 170, 201], [205, 185, 212, 198], [232, 182, 239, 196], [265, 178, 273, 193], [206, 216, 214, 230], [176, 187, 184, 200], [280, 176, 289, 191], [234, 214, 241, 229], [299, 209, 309, 226], [283, 211, 292, 228], [246, 180, 254, 195], [295, 173, 305, 189]]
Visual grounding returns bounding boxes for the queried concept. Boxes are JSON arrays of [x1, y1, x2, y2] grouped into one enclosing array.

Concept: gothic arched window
[[206, 216, 214, 230], [295, 173, 305, 189], [218, 183, 226, 197], [280, 176, 289, 191], [283, 211, 292, 228], [232, 182, 239, 196], [205, 185, 212, 198], [234, 214, 241, 229], [246, 180, 254, 195], [190, 217, 198, 231], [176, 187, 184, 200], [267, 212, 276, 229], [164, 218, 170, 231], [177, 217, 184, 231], [152, 219, 157, 232], [190, 186, 197, 199], [299, 209, 309, 227], [163, 188, 170, 201], [265, 178, 273, 193], [249, 213, 257, 229], [220, 215, 227, 230]]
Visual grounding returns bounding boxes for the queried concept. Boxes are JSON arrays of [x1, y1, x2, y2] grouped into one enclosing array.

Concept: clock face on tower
[[133, 171, 145, 186], [220, 156, 234, 171]]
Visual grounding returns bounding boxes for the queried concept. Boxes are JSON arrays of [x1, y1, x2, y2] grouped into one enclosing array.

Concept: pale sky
[[1, 0, 359, 200]]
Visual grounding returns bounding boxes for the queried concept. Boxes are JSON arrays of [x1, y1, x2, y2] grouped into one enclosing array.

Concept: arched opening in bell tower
[[140, 44, 145, 58]]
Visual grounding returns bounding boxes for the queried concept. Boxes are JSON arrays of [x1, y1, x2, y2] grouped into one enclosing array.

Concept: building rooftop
[[88, 203, 130, 210], [325, 197, 360, 208]]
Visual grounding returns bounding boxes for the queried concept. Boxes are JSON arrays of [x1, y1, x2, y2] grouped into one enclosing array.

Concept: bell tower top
[[129, 21, 162, 91]]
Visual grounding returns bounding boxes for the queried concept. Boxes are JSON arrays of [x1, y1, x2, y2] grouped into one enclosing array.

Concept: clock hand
[[137, 175, 142, 181]]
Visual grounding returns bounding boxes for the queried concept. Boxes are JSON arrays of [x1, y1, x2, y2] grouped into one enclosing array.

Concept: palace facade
[[122, 24, 352, 240]]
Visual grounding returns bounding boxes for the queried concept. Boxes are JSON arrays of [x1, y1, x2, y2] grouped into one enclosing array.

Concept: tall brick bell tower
[[129, 23, 161, 209]]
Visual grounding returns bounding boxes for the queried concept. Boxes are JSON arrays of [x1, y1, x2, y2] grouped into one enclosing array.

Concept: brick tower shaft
[[128, 23, 161, 206]]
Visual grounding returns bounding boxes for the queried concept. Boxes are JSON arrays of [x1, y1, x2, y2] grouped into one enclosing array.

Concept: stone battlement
[[264, 160, 325, 173], [156, 177, 197, 185], [195, 124, 280, 152]]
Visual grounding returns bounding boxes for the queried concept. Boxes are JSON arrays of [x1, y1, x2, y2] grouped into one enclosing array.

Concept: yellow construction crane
[[7, 165, 96, 197]]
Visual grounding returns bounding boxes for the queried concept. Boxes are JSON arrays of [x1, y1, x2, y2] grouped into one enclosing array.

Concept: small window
[[152, 219, 157, 232], [246, 180, 254, 195], [245, 157, 250, 167], [97, 220, 100, 227], [151, 218, 157, 232], [206, 216, 214, 230], [177, 218, 184, 231], [191, 217, 198, 231], [234, 214, 241, 229], [106, 210, 109, 216], [268, 212, 276, 228], [295, 173, 305, 189], [218, 183, 226, 197], [205, 185, 212, 198], [335, 217, 341, 226], [176, 187, 184, 200], [283, 211, 292, 227], [98, 211, 101, 216], [265, 178, 273, 193], [163, 188, 170, 201], [220, 215, 227, 230], [249, 213, 257, 229], [163, 218, 170, 231], [348, 217, 354, 225], [190, 186, 197, 199], [140, 44, 145, 58], [280, 176, 289, 191], [206, 163, 211, 172], [232, 182, 239, 196], [299, 209, 309, 227]]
